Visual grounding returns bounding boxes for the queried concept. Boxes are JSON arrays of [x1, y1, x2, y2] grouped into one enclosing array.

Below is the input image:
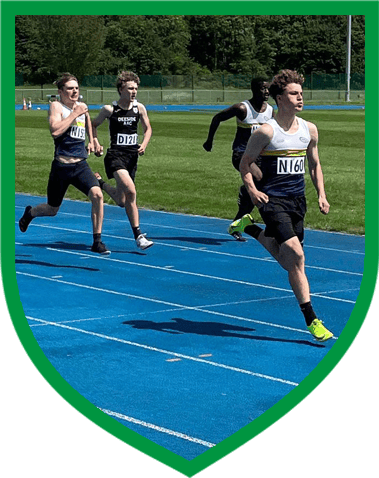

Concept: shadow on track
[[123, 317, 324, 348]]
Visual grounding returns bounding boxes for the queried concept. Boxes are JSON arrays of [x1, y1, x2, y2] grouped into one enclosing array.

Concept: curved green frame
[[2, 2, 377, 476]]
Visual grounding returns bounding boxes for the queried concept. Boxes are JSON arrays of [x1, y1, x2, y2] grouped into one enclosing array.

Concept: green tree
[[186, 16, 257, 74], [15, 15, 365, 84], [350, 15, 365, 75], [100, 16, 196, 75], [15, 16, 106, 84]]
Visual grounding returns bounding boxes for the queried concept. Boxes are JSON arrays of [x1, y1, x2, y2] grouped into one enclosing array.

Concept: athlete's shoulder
[[232, 101, 248, 120], [302, 118, 317, 134], [263, 117, 276, 128], [49, 100, 63, 112], [303, 119, 318, 142], [253, 121, 274, 140], [100, 104, 114, 115], [48, 100, 63, 119], [137, 101, 148, 114], [266, 103, 274, 116]]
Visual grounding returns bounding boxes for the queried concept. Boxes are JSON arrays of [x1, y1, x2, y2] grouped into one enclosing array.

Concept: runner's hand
[[251, 190, 269, 207], [319, 197, 330, 215]]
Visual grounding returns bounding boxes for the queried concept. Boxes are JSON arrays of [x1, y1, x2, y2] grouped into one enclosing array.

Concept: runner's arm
[[240, 124, 272, 206], [85, 111, 95, 155], [49, 101, 88, 138], [138, 103, 152, 155], [306, 122, 330, 215], [91, 105, 112, 156], [203, 103, 247, 152]]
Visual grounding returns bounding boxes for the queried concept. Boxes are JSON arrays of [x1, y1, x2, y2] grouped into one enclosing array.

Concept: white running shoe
[[136, 233, 154, 250]]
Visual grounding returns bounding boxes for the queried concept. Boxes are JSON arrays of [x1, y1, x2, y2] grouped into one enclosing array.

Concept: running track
[[15, 193, 364, 460]]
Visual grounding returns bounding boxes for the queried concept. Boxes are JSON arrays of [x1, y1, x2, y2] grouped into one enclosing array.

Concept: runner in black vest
[[92, 71, 154, 251]]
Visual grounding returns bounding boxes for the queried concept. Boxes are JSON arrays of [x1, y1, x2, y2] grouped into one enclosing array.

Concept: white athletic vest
[[233, 101, 274, 152], [237, 101, 274, 130], [259, 117, 311, 197]]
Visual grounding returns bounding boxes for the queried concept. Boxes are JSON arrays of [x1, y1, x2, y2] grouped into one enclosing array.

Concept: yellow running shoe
[[228, 214, 254, 235], [307, 319, 333, 342]]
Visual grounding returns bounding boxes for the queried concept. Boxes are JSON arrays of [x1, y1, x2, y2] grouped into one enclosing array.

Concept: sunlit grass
[[15, 109, 365, 234]]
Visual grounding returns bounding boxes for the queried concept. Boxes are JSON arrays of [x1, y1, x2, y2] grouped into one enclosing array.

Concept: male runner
[[19, 73, 109, 255], [203, 78, 274, 241], [92, 71, 153, 250], [229, 69, 333, 341]]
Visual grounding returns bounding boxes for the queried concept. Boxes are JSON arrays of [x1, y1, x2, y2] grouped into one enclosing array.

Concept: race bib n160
[[277, 156, 305, 175]]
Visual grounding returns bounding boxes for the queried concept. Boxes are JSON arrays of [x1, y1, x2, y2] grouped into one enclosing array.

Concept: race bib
[[116, 133, 138, 146], [70, 125, 86, 140], [277, 156, 305, 175]]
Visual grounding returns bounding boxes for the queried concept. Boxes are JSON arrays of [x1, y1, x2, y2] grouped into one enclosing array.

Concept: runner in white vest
[[229, 69, 333, 342], [203, 78, 274, 241]]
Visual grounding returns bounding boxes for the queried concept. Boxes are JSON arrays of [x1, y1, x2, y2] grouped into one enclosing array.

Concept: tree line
[[16, 15, 365, 85]]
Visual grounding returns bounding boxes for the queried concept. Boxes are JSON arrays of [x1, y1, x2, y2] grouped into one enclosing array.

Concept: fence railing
[[17, 72, 365, 91], [15, 88, 365, 106]]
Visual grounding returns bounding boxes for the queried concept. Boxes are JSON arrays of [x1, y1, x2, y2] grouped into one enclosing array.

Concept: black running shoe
[[19, 205, 33, 232], [91, 241, 111, 255]]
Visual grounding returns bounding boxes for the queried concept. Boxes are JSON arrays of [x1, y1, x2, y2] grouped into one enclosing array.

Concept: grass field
[[15, 109, 365, 235]]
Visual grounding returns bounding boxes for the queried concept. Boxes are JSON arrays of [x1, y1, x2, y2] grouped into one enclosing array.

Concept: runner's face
[[278, 83, 303, 112], [120, 81, 138, 101], [60, 80, 80, 103], [255, 82, 270, 101]]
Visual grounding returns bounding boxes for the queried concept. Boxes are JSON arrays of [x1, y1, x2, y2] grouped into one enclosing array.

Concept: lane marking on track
[[15, 198, 365, 240], [14, 214, 365, 260], [19, 271, 338, 340], [26, 315, 299, 386], [18, 245, 358, 305], [99, 408, 216, 448]]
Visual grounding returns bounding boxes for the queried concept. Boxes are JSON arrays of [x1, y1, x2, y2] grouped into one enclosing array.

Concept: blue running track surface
[[15, 194, 364, 460]]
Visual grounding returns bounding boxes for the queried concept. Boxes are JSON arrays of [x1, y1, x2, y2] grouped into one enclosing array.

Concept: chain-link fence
[[15, 73, 365, 105], [81, 72, 365, 91]]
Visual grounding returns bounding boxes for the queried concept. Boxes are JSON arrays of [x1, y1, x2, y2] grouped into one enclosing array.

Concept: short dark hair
[[269, 69, 304, 103], [55, 73, 78, 91], [116, 71, 140, 95], [250, 77, 269, 93]]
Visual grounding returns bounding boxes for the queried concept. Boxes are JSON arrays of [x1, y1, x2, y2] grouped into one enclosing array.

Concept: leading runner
[[229, 69, 333, 341]]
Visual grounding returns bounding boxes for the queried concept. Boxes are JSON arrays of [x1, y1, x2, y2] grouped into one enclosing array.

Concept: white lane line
[[31, 246, 357, 304], [26, 315, 299, 386], [20, 271, 338, 339], [15, 218, 365, 268], [16, 198, 364, 240], [45, 246, 294, 293], [28, 296, 294, 327], [99, 408, 216, 448], [14, 206, 365, 255]]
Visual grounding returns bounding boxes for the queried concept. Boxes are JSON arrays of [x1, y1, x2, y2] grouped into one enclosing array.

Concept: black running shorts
[[259, 196, 307, 245], [104, 149, 138, 181], [47, 159, 100, 208]]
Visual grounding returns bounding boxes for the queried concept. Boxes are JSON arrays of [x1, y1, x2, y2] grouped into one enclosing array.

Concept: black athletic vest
[[108, 101, 140, 152]]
